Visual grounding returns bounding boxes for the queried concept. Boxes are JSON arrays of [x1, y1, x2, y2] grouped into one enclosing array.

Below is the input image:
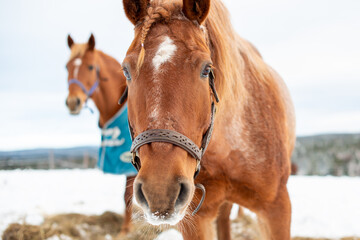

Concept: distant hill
[[1, 134, 360, 176], [0, 146, 98, 159], [0, 146, 98, 170]]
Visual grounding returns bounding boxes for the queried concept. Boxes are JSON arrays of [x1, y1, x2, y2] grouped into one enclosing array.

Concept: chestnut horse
[[65, 34, 135, 235], [120, 0, 295, 239]]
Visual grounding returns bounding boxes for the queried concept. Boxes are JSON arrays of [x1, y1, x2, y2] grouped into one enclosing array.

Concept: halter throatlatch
[[68, 66, 101, 113]]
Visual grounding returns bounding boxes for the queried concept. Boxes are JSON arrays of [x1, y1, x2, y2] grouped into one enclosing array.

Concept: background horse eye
[[123, 68, 131, 81], [201, 66, 211, 78], [88, 65, 94, 70]]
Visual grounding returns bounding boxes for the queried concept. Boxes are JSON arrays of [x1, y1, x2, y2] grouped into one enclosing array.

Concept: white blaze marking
[[73, 58, 82, 78], [152, 36, 177, 72], [150, 106, 160, 120]]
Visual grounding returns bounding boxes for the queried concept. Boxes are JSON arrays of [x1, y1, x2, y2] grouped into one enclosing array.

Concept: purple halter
[[68, 78, 99, 98], [68, 66, 100, 113], [68, 66, 100, 98]]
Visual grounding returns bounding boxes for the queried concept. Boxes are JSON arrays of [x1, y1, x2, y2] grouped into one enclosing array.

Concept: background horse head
[[65, 34, 127, 127], [122, 0, 295, 239]]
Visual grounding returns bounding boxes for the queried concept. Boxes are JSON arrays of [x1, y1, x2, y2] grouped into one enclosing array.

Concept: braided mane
[[69, 43, 88, 61], [136, 0, 183, 71]]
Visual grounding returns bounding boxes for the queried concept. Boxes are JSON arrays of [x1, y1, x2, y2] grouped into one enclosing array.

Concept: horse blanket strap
[[130, 102, 216, 175], [98, 104, 137, 176]]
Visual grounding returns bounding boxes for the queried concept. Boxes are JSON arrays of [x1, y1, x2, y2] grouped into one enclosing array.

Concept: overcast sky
[[0, 0, 359, 150]]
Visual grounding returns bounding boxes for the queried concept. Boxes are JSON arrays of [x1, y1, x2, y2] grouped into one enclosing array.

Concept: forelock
[[136, 0, 185, 72], [69, 43, 88, 61]]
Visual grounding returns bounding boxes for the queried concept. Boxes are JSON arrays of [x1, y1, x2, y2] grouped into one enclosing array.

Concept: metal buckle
[[194, 159, 201, 179], [131, 152, 136, 165], [196, 159, 201, 170], [131, 152, 141, 171]]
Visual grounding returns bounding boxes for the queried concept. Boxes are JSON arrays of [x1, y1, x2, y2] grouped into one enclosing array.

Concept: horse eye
[[123, 68, 131, 81], [201, 65, 211, 78], [88, 65, 94, 70]]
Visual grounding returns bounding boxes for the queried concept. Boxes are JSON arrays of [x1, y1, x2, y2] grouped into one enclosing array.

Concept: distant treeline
[[1, 134, 360, 176], [292, 133, 360, 176]]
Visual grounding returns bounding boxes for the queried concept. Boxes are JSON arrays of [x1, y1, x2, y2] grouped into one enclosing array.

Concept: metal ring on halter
[[192, 183, 206, 216]]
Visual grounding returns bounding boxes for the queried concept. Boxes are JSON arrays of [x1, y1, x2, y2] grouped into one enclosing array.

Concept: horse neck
[[92, 51, 125, 127]]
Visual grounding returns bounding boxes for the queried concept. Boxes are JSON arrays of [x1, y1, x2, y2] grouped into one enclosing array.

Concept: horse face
[[65, 34, 97, 115], [122, 0, 212, 225]]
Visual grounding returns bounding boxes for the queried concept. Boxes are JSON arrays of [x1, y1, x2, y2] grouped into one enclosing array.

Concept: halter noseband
[[129, 101, 216, 178]]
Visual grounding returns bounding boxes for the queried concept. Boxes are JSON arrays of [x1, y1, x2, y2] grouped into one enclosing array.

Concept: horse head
[[65, 34, 99, 115], [122, 0, 216, 225]]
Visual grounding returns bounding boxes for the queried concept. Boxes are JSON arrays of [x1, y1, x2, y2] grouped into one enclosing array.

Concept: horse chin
[[144, 209, 187, 226], [133, 195, 189, 226], [68, 106, 82, 115], [69, 109, 81, 115]]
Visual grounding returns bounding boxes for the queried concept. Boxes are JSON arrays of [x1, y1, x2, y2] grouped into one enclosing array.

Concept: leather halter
[[120, 70, 218, 216], [120, 70, 219, 179]]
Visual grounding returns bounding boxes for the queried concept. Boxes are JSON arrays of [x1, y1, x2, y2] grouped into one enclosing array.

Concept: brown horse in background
[[65, 34, 135, 235], [121, 0, 295, 239]]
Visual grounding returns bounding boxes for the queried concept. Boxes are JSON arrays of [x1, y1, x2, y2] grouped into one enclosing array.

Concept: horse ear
[[123, 0, 149, 25], [88, 33, 95, 51], [182, 0, 210, 24], [67, 34, 74, 49]]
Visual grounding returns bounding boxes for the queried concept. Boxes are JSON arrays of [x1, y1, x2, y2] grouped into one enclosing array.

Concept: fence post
[[49, 150, 55, 169], [83, 151, 89, 169]]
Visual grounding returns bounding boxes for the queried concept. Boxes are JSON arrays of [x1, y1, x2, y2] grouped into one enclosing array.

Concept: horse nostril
[[175, 182, 190, 208], [135, 183, 148, 207], [65, 99, 69, 106], [76, 98, 81, 106]]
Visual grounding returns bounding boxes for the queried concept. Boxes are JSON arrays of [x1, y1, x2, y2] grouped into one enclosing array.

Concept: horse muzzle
[[133, 175, 194, 226], [66, 97, 82, 115]]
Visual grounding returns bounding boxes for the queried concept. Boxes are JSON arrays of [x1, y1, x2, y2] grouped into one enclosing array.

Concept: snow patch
[[1, 170, 360, 238], [155, 229, 183, 240]]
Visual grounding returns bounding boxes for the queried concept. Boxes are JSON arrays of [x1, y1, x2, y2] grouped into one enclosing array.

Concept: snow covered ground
[[1, 169, 359, 239]]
